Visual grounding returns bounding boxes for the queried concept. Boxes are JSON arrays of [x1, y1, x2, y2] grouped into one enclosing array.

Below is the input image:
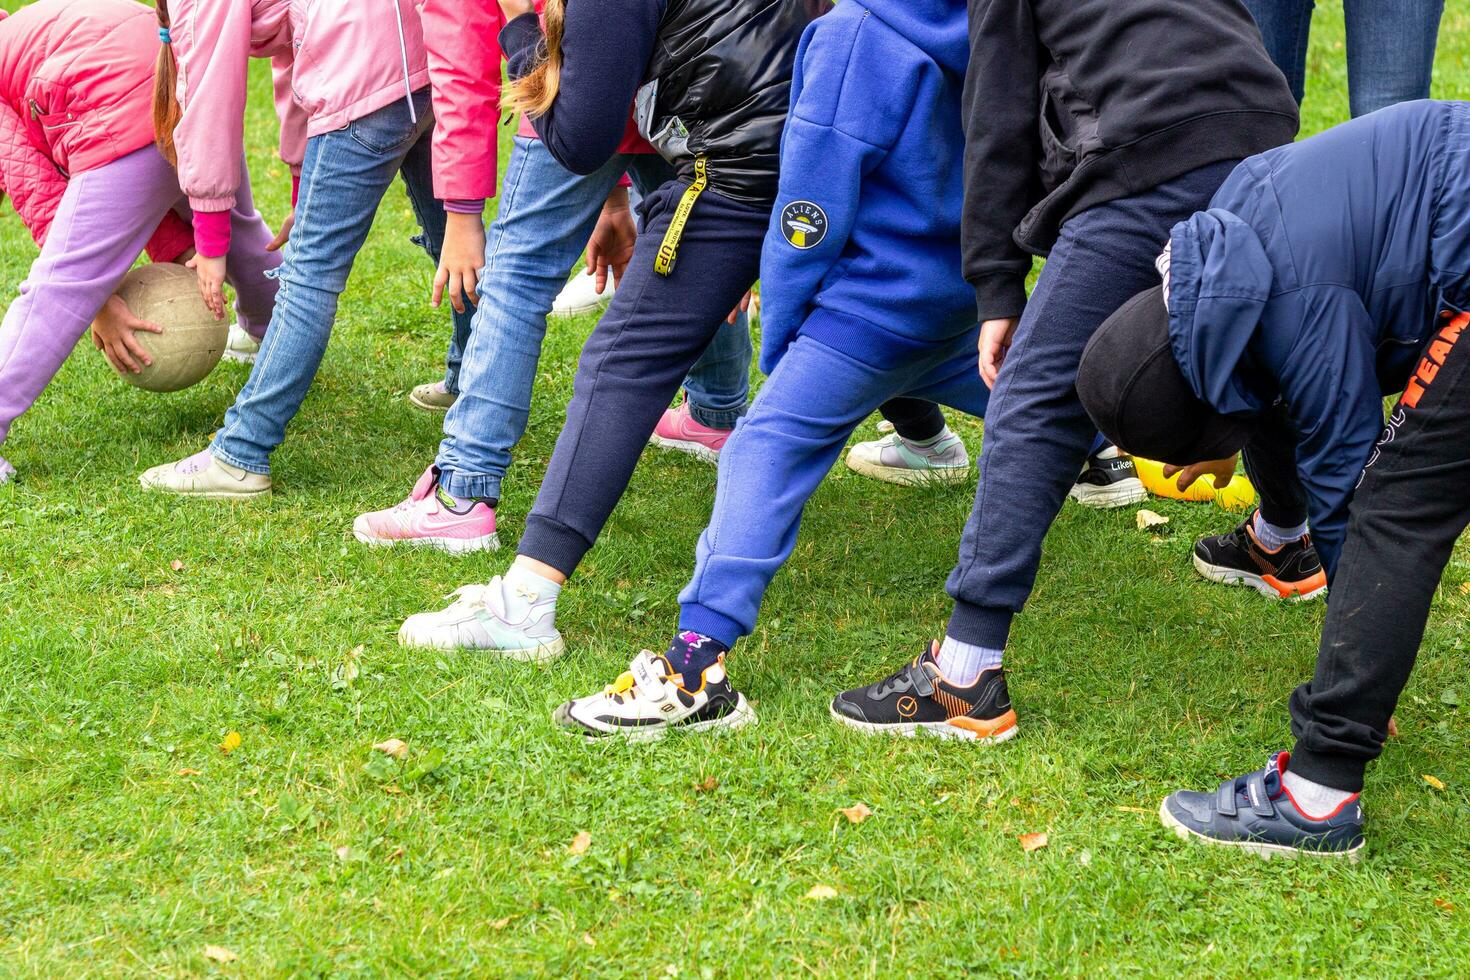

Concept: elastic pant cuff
[[518, 515, 594, 579], [678, 603, 745, 651], [1287, 744, 1368, 793], [438, 467, 502, 504], [208, 440, 271, 476], [688, 403, 744, 430], [945, 601, 1013, 650]]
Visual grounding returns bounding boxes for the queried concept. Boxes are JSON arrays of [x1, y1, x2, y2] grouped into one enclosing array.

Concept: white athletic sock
[[503, 563, 562, 618], [934, 635, 1003, 687], [1281, 768, 1356, 819], [1253, 511, 1308, 551]]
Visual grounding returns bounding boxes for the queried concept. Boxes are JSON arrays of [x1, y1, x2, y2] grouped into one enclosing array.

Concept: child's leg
[[677, 336, 897, 646], [208, 96, 432, 475], [879, 397, 948, 442], [0, 146, 182, 450], [221, 159, 283, 339], [398, 134, 476, 395], [434, 138, 633, 502], [517, 185, 769, 576]]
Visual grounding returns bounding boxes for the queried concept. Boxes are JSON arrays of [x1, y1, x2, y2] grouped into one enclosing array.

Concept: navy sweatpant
[[518, 182, 769, 575], [679, 328, 990, 648], [945, 160, 1240, 648]]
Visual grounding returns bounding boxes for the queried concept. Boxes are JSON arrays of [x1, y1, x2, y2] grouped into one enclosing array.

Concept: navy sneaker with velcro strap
[[1160, 752, 1365, 861]]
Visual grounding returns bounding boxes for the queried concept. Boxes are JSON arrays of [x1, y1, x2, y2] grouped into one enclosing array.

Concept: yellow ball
[[102, 264, 227, 393], [1134, 456, 1257, 511]]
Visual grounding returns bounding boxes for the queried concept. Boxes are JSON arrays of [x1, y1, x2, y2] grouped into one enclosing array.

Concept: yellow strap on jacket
[[654, 157, 708, 277]]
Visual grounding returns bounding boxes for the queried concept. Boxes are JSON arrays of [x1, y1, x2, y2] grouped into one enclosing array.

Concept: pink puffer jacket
[[168, 0, 501, 222], [0, 0, 190, 258]]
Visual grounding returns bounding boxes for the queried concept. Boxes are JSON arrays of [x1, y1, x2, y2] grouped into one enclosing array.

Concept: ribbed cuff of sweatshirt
[[678, 603, 744, 652], [517, 514, 594, 579], [192, 210, 231, 258], [444, 199, 486, 215], [1285, 744, 1368, 793], [946, 600, 1014, 650], [501, 12, 544, 80], [972, 273, 1029, 323]]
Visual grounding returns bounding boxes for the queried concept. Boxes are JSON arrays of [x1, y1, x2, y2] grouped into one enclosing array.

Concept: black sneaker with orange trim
[[829, 645, 1018, 743], [1193, 513, 1327, 600]]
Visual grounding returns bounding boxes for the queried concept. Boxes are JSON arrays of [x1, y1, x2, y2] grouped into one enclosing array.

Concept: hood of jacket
[[1165, 208, 1276, 417], [862, 0, 967, 75]]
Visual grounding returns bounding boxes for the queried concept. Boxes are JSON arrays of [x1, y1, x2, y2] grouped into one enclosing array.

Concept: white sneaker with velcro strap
[[553, 650, 756, 741]]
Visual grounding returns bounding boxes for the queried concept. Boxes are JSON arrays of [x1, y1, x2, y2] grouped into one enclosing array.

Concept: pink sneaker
[[353, 466, 499, 554], [648, 401, 732, 464]]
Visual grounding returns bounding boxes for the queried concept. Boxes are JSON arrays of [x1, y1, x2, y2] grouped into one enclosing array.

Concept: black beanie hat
[[1076, 286, 1254, 465]]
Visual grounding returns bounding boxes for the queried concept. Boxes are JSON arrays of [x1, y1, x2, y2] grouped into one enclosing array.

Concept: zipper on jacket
[[29, 99, 79, 130]]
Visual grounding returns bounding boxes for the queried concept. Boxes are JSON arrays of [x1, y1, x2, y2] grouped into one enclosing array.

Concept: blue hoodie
[[756, 0, 972, 373], [1166, 100, 1470, 579]]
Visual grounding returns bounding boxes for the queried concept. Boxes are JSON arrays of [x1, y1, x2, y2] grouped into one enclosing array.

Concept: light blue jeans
[[1242, 0, 1444, 117], [436, 135, 752, 501], [212, 91, 473, 474]]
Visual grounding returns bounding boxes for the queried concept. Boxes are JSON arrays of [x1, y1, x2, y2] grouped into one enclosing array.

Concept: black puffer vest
[[635, 0, 824, 206]]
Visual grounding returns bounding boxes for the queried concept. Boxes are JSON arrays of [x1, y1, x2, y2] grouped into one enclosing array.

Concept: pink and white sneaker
[[648, 401, 732, 464], [353, 466, 499, 554]]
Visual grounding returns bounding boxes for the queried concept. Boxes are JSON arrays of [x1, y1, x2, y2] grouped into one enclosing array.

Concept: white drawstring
[[390, 0, 418, 124]]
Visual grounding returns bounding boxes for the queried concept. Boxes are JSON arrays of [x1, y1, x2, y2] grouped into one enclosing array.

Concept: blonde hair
[[502, 0, 564, 119], [152, 0, 183, 166]]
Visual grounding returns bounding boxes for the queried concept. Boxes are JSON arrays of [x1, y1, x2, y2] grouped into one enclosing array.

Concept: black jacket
[[638, 0, 825, 204], [962, 0, 1299, 321]]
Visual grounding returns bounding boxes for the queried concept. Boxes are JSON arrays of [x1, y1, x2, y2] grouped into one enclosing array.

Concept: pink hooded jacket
[[167, 0, 501, 254], [0, 0, 191, 259]]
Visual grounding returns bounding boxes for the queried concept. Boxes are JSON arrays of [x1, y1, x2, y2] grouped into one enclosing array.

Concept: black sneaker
[[1160, 752, 1365, 861], [1068, 448, 1147, 509], [1193, 512, 1327, 600], [830, 643, 1018, 743]]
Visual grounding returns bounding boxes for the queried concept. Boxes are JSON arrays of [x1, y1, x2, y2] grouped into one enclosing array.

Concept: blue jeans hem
[[208, 440, 271, 476], [439, 467, 502, 503], [687, 403, 745, 430]]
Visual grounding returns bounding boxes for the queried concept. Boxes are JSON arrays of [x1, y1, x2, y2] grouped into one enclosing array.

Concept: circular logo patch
[[896, 696, 919, 719], [780, 200, 828, 249]]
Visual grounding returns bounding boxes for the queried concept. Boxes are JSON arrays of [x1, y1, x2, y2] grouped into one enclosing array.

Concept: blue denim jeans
[[1242, 0, 1444, 117], [212, 91, 473, 474], [436, 136, 752, 501]]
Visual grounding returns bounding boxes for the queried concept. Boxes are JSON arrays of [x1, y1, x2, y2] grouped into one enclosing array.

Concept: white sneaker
[[397, 575, 564, 660], [846, 430, 970, 486], [553, 650, 756, 742], [550, 271, 614, 318], [1068, 446, 1147, 509], [223, 324, 261, 364], [0, 456, 14, 485]]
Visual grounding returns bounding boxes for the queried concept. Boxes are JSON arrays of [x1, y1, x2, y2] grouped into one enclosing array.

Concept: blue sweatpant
[[944, 160, 1240, 648], [678, 327, 989, 648]]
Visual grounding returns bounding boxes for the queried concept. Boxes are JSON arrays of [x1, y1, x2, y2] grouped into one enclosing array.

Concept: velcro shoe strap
[[631, 654, 669, 703], [1245, 771, 1276, 817], [1216, 780, 1239, 818], [907, 663, 937, 697]]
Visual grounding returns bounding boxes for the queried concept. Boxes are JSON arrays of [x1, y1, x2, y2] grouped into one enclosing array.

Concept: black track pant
[[1289, 311, 1470, 791]]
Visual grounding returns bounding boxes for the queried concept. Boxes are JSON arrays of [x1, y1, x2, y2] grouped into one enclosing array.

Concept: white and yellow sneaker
[[553, 650, 755, 742]]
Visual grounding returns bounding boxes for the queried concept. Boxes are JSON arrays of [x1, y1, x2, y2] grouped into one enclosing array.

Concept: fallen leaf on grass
[[568, 831, 592, 855], [334, 846, 352, 862], [1388, 716, 1400, 738], [804, 884, 839, 901], [491, 917, 514, 930], [177, 768, 202, 777], [1136, 509, 1170, 531], [1115, 806, 1151, 815], [1019, 832, 1049, 853], [838, 803, 872, 825], [1461, 582, 1470, 595], [1424, 774, 1447, 791], [372, 738, 409, 760], [170, 559, 184, 572], [203, 945, 238, 964], [693, 776, 719, 793], [218, 731, 241, 755], [582, 933, 597, 947], [1435, 898, 1456, 913]]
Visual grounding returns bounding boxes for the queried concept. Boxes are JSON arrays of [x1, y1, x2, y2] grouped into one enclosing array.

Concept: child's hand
[[186, 253, 228, 320], [267, 210, 295, 252], [978, 316, 1019, 388], [585, 188, 636, 294], [727, 288, 752, 325], [432, 212, 486, 315], [92, 293, 164, 374], [1163, 456, 1239, 491]]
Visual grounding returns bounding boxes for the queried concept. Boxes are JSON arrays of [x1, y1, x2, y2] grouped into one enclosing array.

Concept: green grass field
[[5, 2, 1470, 974]]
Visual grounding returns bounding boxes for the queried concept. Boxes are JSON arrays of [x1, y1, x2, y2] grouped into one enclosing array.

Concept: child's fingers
[[130, 316, 164, 334], [107, 340, 140, 374], [463, 267, 481, 307], [448, 272, 466, 315], [121, 330, 154, 367]]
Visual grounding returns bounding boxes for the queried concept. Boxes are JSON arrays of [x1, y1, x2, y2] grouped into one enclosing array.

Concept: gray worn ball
[[103, 264, 227, 393]]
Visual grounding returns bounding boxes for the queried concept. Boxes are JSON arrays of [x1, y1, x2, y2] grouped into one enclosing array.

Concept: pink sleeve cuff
[[291, 175, 300, 208], [618, 173, 632, 189], [444, 199, 486, 215], [192, 210, 232, 258]]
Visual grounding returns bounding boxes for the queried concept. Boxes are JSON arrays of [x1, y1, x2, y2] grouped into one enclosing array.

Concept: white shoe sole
[[397, 623, 565, 662], [1192, 553, 1327, 601], [353, 524, 500, 554], [1068, 477, 1148, 509], [409, 392, 455, 413], [222, 349, 258, 365], [1158, 799, 1363, 862], [558, 693, 757, 743], [550, 299, 612, 319], [845, 453, 970, 487], [647, 434, 720, 465], [828, 704, 1019, 744], [138, 476, 270, 500]]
